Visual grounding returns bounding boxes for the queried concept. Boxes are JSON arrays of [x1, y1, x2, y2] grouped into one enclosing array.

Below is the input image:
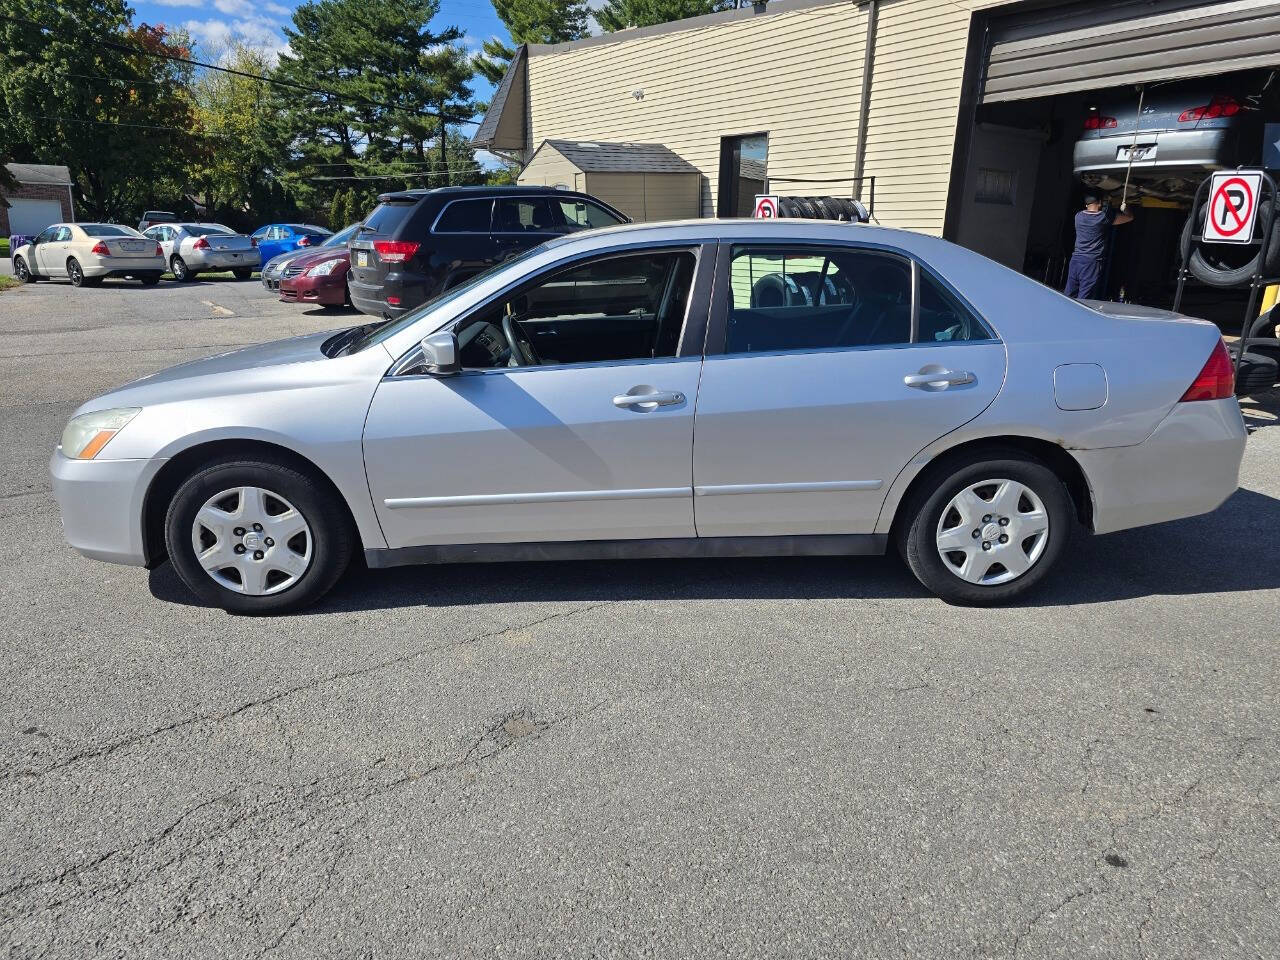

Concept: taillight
[[298, 236, 313, 246], [386, 295, 401, 305], [154, 244, 163, 257], [1084, 114, 1117, 130], [250, 237, 258, 248], [1179, 95, 1242, 123], [1179, 339, 1235, 401], [192, 236, 210, 250], [373, 240, 419, 263], [90, 241, 110, 256]]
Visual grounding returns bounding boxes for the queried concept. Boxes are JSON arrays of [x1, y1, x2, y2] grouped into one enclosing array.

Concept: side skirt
[[365, 534, 888, 569]]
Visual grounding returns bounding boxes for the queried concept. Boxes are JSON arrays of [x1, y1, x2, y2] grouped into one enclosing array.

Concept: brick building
[[1, 163, 75, 239]]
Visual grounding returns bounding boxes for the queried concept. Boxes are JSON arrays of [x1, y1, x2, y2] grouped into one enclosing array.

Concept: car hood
[[75, 330, 344, 413]]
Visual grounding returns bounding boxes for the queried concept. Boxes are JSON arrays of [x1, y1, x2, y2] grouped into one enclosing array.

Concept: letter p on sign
[[1204, 170, 1263, 244]]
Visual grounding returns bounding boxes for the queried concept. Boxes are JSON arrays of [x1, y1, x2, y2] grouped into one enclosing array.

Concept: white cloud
[[182, 17, 290, 60], [157, 0, 289, 15]]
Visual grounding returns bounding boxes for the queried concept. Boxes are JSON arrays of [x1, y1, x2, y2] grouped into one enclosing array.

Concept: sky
[[129, 0, 513, 103]]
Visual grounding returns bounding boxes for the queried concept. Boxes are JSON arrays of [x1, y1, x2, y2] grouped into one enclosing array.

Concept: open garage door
[[983, 0, 1280, 104]]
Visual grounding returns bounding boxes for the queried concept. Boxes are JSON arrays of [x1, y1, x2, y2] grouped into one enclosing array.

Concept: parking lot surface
[[0, 276, 1277, 959]]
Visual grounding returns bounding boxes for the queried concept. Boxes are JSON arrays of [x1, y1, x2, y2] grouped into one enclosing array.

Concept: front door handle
[[613, 388, 686, 409], [904, 368, 975, 389]]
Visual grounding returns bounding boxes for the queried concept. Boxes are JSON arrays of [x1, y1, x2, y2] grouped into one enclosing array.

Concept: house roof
[[5, 163, 72, 186], [540, 140, 700, 174], [471, 44, 528, 152]]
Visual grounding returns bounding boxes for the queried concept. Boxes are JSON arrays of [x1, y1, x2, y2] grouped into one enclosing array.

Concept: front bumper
[[1072, 397, 1247, 535], [50, 451, 164, 567]]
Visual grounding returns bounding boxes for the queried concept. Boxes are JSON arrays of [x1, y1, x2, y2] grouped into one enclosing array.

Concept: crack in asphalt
[[1, 601, 610, 785]]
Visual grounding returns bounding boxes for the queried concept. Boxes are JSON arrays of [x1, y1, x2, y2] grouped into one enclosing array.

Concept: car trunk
[[348, 198, 421, 291], [200, 234, 255, 253], [102, 236, 156, 257]]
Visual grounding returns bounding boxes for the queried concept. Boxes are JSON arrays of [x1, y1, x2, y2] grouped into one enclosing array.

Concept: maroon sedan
[[278, 248, 350, 307]]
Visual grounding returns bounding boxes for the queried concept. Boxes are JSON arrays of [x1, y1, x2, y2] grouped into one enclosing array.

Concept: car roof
[[376, 185, 594, 203]]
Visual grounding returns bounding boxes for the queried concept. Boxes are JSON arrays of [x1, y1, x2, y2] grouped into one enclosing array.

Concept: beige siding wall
[[519, 146, 586, 191], [527, 2, 869, 220], [524, 0, 1020, 235]]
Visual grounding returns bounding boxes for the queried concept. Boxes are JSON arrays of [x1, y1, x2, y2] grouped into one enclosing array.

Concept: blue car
[[250, 223, 333, 266]]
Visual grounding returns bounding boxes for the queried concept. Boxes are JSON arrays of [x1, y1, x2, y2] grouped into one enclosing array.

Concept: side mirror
[[420, 330, 461, 376]]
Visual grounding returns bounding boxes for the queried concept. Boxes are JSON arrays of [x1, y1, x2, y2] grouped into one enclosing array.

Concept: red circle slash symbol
[[1211, 177, 1254, 237]]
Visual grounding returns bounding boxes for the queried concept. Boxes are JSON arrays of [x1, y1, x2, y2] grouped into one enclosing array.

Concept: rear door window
[[917, 270, 991, 342], [433, 198, 494, 233], [361, 200, 418, 235], [493, 197, 555, 234]]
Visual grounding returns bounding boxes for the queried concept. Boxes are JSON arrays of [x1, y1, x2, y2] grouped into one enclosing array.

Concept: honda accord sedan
[[50, 220, 1246, 613]]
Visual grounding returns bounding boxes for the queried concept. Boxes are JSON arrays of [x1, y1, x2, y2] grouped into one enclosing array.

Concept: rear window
[[184, 224, 234, 236], [361, 200, 418, 235], [433, 199, 494, 233], [80, 224, 137, 237], [292, 224, 331, 235]]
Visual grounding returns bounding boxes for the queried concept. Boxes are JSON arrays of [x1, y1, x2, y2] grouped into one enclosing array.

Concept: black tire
[[233, 267, 253, 280], [898, 450, 1074, 606], [140, 273, 161, 286], [164, 458, 355, 614], [1226, 348, 1280, 396], [1180, 199, 1280, 289], [66, 257, 86, 287], [12, 256, 33, 282], [171, 255, 192, 282]]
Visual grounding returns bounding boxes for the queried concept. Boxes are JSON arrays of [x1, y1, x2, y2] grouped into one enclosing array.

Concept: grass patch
[[0, 275, 20, 293], [0, 237, 9, 257]]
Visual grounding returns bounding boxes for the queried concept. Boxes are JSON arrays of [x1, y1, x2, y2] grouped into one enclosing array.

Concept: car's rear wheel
[[233, 267, 253, 280], [164, 458, 355, 614], [171, 255, 191, 282], [900, 451, 1073, 605], [12, 256, 33, 282]]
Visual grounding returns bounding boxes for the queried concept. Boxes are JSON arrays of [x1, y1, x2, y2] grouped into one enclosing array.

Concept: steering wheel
[[501, 312, 540, 366]]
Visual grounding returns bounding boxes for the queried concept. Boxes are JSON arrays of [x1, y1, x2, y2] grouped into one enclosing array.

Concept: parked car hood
[[75, 330, 347, 413], [289, 248, 351, 269]]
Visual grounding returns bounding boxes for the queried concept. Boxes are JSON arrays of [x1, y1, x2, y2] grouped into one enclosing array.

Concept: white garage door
[[8, 198, 65, 236]]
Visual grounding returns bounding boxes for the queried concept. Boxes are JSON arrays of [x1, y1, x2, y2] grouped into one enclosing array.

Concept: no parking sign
[[753, 195, 779, 218], [1204, 170, 1263, 244]]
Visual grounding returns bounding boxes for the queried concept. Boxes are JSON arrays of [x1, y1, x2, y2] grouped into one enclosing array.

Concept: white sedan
[[12, 223, 165, 287], [49, 219, 1246, 613]]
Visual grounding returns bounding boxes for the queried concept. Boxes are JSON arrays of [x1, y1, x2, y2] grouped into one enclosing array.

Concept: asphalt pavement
[[0, 274, 1277, 959]]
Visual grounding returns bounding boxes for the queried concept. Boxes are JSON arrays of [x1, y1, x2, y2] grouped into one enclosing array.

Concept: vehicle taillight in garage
[[1179, 340, 1235, 401], [373, 240, 419, 263], [192, 236, 210, 250], [1083, 115, 1117, 130], [90, 241, 110, 256], [1179, 95, 1242, 122]]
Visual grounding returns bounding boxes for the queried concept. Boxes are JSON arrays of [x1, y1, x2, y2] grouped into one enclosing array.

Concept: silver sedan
[[50, 220, 1246, 613], [141, 222, 260, 281]]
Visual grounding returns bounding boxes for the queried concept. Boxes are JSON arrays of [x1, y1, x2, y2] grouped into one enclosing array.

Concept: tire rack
[[1173, 169, 1280, 378]]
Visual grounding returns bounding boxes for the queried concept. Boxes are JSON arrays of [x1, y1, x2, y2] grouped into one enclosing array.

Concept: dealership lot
[[1, 279, 1278, 958]]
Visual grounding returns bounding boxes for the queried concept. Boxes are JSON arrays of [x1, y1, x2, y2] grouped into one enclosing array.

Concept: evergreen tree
[[596, 0, 729, 32], [475, 0, 590, 85], [327, 190, 344, 229]]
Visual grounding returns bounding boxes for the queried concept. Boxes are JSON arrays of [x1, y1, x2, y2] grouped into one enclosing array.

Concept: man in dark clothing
[[1065, 194, 1134, 299]]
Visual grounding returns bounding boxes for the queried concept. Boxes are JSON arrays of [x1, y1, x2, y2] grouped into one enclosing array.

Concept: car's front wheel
[[13, 256, 34, 282], [900, 451, 1073, 605], [164, 458, 355, 614], [171, 255, 192, 282]]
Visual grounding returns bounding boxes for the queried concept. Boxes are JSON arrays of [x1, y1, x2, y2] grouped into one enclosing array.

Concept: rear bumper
[[349, 270, 427, 319], [82, 257, 166, 278], [186, 250, 261, 272], [49, 451, 165, 567], [1072, 397, 1247, 535], [280, 273, 346, 305], [1073, 128, 1238, 179]]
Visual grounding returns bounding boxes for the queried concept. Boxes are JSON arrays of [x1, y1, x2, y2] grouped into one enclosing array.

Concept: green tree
[[475, 0, 589, 84], [327, 190, 344, 229], [0, 1, 198, 220], [188, 43, 290, 224], [596, 0, 729, 31]]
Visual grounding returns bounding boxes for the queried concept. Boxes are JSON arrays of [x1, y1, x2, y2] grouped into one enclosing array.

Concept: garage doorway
[[717, 133, 768, 217], [7, 198, 65, 236]]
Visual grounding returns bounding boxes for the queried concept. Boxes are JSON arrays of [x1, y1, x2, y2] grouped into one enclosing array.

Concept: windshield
[[80, 224, 140, 237], [347, 244, 547, 354], [184, 224, 235, 236], [323, 223, 360, 247]]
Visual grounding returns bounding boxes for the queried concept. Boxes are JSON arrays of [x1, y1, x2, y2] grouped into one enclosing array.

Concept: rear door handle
[[613, 389, 686, 409], [904, 369, 975, 389]]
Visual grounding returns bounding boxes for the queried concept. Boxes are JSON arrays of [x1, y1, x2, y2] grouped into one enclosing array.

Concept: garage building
[[473, 0, 1280, 309], [1, 163, 75, 239]]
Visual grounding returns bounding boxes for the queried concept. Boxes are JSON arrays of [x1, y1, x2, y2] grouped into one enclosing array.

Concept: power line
[[0, 12, 482, 127]]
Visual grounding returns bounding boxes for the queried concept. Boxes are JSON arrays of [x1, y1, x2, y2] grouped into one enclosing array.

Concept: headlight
[[60, 408, 140, 459], [306, 258, 343, 277]]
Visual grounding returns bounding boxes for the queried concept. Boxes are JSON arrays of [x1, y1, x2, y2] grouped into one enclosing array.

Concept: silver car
[[50, 220, 1246, 614], [142, 222, 261, 281], [262, 223, 360, 291]]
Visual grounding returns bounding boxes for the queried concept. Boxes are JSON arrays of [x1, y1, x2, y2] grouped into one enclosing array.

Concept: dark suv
[[347, 186, 629, 319]]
